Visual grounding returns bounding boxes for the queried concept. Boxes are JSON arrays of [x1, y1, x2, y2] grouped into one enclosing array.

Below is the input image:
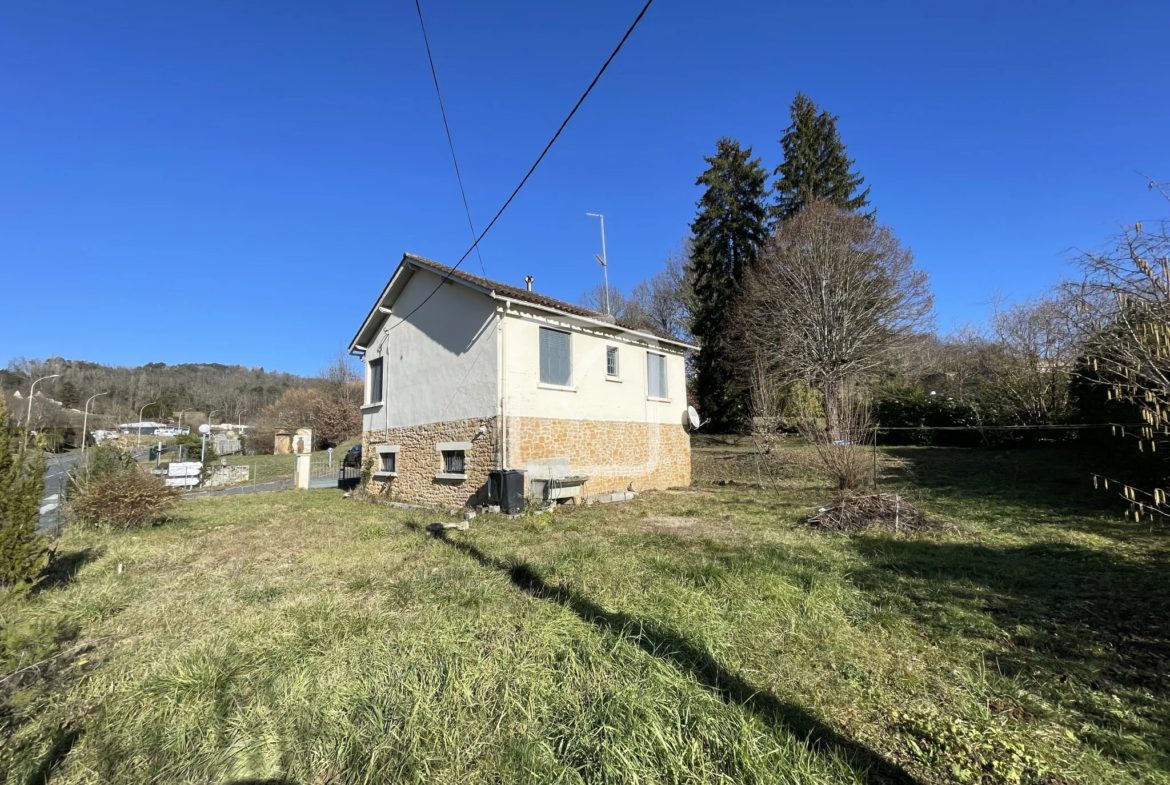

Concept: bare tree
[[321, 346, 362, 405], [1062, 203, 1170, 518], [629, 243, 694, 342], [796, 384, 873, 491], [736, 201, 933, 425], [982, 291, 1080, 424], [579, 242, 695, 343]]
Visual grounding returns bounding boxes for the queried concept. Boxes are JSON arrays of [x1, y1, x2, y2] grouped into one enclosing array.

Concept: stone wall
[[507, 417, 690, 496], [363, 415, 691, 509], [364, 416, 497, 509]]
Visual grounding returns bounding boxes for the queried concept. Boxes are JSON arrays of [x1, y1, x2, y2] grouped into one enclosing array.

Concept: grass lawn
[[3, 440, 1168, 784], [213, 436, 361, 483]]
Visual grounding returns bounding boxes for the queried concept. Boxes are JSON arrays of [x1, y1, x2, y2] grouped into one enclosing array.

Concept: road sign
[[166, 461, 203, 487]]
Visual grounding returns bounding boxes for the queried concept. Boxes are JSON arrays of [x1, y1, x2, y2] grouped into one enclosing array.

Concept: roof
[[350, 253, 695, 351]]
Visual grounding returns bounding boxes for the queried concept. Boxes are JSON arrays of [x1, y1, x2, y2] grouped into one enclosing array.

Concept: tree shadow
[[879, 445, 1156, 528], [33, 549, 100, 594], [23, 726, 83, 785], [417, 524, 917, 785], [850, 536, 1170, 762]]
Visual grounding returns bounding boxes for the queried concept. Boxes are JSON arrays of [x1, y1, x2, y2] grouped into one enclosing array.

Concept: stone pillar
[[295, 453, 311, 489]]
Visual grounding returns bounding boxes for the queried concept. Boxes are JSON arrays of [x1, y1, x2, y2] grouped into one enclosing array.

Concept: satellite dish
[[198, 424, 211, 435], [687, 405, 701, 430]]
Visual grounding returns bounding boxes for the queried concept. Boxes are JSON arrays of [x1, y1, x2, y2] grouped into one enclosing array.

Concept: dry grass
[[1, 441, 1167, 785]]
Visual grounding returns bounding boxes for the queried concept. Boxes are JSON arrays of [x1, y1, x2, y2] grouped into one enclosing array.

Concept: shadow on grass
[[880, 445, 1142, 524], [34, 549, 99, 594], [416, 523, 917, 785], [851, 536, 1170, 760], [23, 726, 83, 785]]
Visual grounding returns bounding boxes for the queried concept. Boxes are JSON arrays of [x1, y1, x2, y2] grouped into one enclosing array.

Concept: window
[[368, 357, 384, 404], [539, 327, 571, 386], [442, 450, 465, 475], [606, 346, 619, 377], [647, 352, 667, 399], [374, 445, 399, 476]]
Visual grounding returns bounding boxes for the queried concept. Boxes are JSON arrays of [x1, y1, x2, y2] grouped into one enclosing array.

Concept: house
[[348, 253, 694, 509]]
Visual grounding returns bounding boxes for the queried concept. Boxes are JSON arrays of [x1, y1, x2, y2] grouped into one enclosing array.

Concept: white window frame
[[646, 352, 669, 401], [538, 327, 574, 390], [365, 356, 385, 407], [606, 345, 622, 382]]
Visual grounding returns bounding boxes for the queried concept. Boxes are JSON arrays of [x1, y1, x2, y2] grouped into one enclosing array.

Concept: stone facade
[[363, 416, 690, 509], [507, 417, 690, 497], [364, 416, 497, 509]]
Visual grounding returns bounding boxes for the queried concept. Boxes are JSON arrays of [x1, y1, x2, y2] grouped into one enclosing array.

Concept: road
[[38, 451, 82, 534]]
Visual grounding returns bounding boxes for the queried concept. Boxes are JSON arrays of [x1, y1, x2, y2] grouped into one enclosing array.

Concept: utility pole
[[586, 213, 609, 315], [82, 392, 108, 456], [25, 374, 59, 428]]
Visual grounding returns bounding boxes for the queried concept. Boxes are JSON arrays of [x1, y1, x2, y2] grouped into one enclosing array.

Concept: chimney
[[524, 275, 534, 292]]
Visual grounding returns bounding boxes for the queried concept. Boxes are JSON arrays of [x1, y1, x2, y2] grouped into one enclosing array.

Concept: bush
[[84, 443, 137, 479], [873, 388, 983, 446], [0, 400, 50, 588], [70, 470, 178, 530]]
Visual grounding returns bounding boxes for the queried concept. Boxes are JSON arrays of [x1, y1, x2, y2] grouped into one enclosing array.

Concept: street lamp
[[82, 392, 108, 455], [586, 213, 610, 315], [137, 401, 158, 448], [177, 409, 189, 430], [25, 374, 60, 427], [207, 410, 219, 433]]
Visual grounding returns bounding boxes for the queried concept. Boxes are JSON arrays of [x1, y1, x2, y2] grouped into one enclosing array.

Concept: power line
[[387, 0, 656, 333], [414, 0, 486, 278]]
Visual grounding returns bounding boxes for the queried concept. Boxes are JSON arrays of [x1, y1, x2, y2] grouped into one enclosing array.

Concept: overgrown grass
[[2, 441, 1168, 784]]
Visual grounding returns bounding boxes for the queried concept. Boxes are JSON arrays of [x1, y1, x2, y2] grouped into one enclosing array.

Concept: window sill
[[537, 382, 576, 393], [605, 375, 623, 383], [361, 402, 384, 411], [646, 396, 672, 403], [434, 472, 467, 481], [372, 471, 397, 479]]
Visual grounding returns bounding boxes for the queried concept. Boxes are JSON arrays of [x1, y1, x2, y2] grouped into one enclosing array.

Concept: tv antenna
[[586, 212, 610, 315]]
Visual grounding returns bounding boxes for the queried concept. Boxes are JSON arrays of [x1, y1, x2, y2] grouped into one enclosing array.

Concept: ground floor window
[[442, 450, 465, 475]]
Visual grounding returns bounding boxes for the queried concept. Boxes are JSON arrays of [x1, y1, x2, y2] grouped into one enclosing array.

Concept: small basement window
[[606, 346, 619, 377], [374, 445, 399, 478], [442, 450, 465, 475]]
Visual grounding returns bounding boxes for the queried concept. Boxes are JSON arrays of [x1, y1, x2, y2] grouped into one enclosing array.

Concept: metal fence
[[309, 456, 360, 489]]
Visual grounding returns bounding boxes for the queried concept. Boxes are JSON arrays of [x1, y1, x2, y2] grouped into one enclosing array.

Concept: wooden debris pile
[[807, 493, 938, 533]]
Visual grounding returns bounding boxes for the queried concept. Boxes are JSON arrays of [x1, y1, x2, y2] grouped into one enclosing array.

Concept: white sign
[[166, 461, 203, 487]]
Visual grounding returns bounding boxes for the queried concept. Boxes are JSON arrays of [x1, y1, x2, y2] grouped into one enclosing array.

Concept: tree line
[[2, 350, 364, 453], [590, 92, 1168, 511]]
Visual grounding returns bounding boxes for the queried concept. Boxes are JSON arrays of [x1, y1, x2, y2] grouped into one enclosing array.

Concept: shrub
[[70, 470, 178, 530], [0, 400, 50, 588], [84, 443, 137, 479], [796, 386, 873, 491]]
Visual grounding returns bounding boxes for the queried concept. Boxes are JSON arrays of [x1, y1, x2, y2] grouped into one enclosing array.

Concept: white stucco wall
[[361, 269, 499, 431], [501, 305, 689, 427]]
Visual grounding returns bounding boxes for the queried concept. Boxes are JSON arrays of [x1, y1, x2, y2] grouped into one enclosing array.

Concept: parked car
[[342, 444, 362, 469]]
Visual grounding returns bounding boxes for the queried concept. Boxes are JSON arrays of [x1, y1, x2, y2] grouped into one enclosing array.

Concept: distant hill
[[3, 356, 313, 431]]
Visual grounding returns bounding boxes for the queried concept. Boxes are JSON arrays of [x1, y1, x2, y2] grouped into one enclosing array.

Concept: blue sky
[[2, 0, 1167, 376]]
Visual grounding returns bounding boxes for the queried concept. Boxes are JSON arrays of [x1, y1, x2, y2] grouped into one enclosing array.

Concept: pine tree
[[0, 399, 50, 588], [771, 92, 871, 224], [690, 137, 769, 430]]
